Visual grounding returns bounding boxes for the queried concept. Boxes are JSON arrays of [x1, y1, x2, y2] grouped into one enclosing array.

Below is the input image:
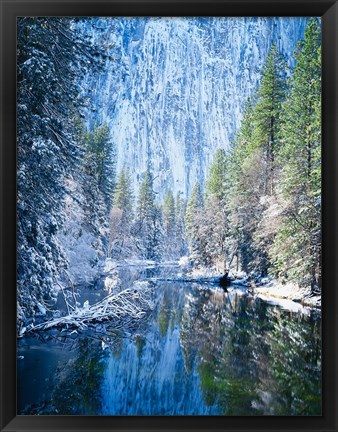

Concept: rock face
[[79, 17, 310, 200]]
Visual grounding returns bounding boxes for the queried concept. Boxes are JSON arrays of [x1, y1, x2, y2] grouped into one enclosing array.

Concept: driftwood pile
[[26, 285, 154, 334]]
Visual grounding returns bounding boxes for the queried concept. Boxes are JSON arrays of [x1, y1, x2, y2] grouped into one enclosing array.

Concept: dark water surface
[[17, 265, 321, 415]]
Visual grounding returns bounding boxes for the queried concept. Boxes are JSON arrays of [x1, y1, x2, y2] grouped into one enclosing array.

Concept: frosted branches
[[27, 284, 154, 334]]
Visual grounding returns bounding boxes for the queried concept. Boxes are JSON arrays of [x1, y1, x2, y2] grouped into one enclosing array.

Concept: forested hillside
[[186, 19, 321, 291]]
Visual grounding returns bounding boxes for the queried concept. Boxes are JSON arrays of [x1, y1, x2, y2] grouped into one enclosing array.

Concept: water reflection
[[18, 266, 321, 416], [180, 287, 321, 415]]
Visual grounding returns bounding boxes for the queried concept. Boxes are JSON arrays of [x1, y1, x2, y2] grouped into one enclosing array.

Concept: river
[[17, 264, 321, 416]]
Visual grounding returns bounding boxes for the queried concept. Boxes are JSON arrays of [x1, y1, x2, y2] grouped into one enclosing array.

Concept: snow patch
[[254, 280, 321, 309]]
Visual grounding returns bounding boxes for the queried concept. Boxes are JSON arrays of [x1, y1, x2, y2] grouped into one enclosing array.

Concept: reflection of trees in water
[[157, 282, 186, 338], [266, 311, 321, 415], [180, 286, 321, 415], [158, 290, 172, 337], [50, 338, 108, 414], [20, 312, 150, 415], [21, 278, 321, 416], [134, 334, 146, 358], [20, 338, 109, 415]]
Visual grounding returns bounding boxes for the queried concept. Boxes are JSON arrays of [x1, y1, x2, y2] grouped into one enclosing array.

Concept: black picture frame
[[1, 0, 337, 431]]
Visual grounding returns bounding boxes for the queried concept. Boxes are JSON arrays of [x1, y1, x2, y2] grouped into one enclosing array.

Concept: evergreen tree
[[163, 189, 176, 259], [134, 170, 163, 260], [113, 169, 134, 227], [175, 192, 188, 257], [253, 44, 287, 195], [70, 119, 109, 251], [17, 17, 105, 323], [203, 149, 231, 271], [109, 169, 134, 258], [205, 148, 228, 202], [82, 122, 116, 209], [228, 104, 267, 273], [228, 44, 287, 275], [152, 204, 165, 261], [185, 181, 204, 263], [270, 18, 321, 290]]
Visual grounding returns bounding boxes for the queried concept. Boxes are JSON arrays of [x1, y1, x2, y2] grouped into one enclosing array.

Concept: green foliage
[[185, 181, 203, 234], [268, 313, 321, 415], [270, 18, 321, 289], [82, 122, 116, 209], [17, 17, 106, 323], [134, 169, 163, 260], [227, 44, 288, 275], [202, 149, 232, 270], [183, 20, 322, 289], [163, 190, 177, 259], [134, 335, 146, 359], [48, 339, 108, 414], [72, 119, 109, 244], [180, 288, 321, 415], [175, 193, 188, 257], [108, 169, 134, 258], [113, 169, 134, 226], [158, 293, 171, 337], [253, 45, 287, 172], [205, 148, 228, 202], [185, 181, 204, 262], [137, 170, 156, 218], [163, 190, 176, 234]]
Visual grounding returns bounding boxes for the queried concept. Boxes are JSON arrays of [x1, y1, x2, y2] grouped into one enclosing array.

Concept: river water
[[17, 265, 321, 416]]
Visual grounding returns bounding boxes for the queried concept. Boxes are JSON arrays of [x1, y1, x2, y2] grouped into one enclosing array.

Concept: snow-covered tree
[[17, 17, 107, 324], [175, 192, 188, 258], [134, 170, 163, 260], [270, 18, 321, 290], [82, 122, 116, 209], [163, 189, 176, 259], [109, 169, 134, 258], [185, 181, 204, 264], [113, 169, 134, 226], [227, 44, 287, 275], [203, 149, 231, 271]]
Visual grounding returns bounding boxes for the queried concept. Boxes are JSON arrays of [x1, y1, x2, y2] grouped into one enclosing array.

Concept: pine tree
[[72, 119, 109, 243], [270, 18, 321, 290], [249, 45, 287, 272], [185, 181, 204, 264], [228, 44, 287, 275], [134, 170, 163, 260], [82, 122, 116, 209], [228, 103, 267, 274], [175, 192, 188, 257], [17, 17, 106, 323], [109, 169, 134, 258], [163, 190, 176, 259], [204, 149, 230, 271], [113, 169, 134, 227], [253, 44, 287, 195], [205, 148, 228, 202]]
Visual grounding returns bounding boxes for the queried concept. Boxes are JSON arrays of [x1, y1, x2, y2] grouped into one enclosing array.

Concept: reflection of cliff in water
[[19, 338, 109, 415], [18, 266, 321, 416], [180, 286, 321, 415], [101, 277, 217, 415]]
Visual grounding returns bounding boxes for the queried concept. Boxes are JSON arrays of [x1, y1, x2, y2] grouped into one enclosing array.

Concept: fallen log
[[26, 285, 154, 334], [150, 276, 222, 285]]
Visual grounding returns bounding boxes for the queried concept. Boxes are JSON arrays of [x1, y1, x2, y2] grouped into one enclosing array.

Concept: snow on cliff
[[78, 17, 309, 200]]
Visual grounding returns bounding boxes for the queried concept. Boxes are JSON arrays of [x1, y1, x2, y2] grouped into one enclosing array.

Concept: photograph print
[[17, 16, 321, 416]]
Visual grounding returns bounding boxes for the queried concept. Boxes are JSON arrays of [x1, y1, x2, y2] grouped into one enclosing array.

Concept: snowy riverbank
[[181, 260, 321, 310], [253, 281, 321, 309]]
